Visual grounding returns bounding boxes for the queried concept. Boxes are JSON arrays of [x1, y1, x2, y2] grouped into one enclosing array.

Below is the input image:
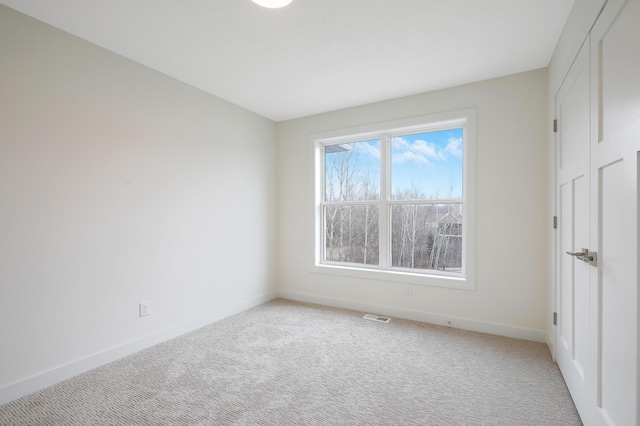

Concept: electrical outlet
[[139, 301, 150, 317], [405, 285, 413, 296]]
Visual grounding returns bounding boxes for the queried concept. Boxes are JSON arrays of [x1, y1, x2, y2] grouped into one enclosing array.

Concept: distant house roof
[[325, 144, 352, 153], [437, 211, 462, 224]]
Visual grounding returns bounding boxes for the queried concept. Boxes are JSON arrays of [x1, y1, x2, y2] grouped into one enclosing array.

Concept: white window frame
[[312, 109, 476, 290]]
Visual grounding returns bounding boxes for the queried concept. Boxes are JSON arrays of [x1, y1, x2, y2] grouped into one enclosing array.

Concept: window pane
[[325, 140, 380, 201], [391, 203, 462, 273], [391, 129, 463, 200], [324, 204, 379, 265]]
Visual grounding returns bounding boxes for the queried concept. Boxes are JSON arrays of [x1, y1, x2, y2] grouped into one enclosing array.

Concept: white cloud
[[411, 140, 442, 159], [392, 137, 444, 166], [389, 134, 463, 167], [355, 142, 381, 159], [392, 137, 410, 150], [392, 150, 432, 166], [445, 136, 463, 157]]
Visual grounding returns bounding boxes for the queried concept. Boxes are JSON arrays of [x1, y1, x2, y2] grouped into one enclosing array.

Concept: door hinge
[[553, 119, 558, 133], [553, 312, 557, 326], [553, 216, 557, 229]]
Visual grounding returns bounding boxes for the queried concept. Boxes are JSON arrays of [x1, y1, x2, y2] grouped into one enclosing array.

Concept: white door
[[587, 0, 639, 424], [555, 38, 592, 419], [556, 0, 640, 424]]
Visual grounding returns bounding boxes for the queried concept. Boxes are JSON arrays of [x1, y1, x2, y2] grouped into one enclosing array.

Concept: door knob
[[566, 248, 589, 257], [566, 248, 597, 267], [579, 251, 597, 266]]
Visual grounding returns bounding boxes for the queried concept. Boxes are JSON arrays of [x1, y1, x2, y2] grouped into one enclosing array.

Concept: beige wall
[[0, 0, 559, 404], [276, 69, 549, 339], [0, 5, 277, 394]]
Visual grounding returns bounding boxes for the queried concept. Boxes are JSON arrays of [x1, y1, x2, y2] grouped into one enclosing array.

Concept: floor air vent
[[363, 314, 391, 323]]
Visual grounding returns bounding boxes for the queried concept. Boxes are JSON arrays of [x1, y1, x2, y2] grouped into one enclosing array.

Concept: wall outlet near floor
[[139, 301, 150, 317], [405, 285, 413, 296]]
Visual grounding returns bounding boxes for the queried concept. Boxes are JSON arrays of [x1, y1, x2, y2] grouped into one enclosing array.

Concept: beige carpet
[[0, 299, 581, 425]]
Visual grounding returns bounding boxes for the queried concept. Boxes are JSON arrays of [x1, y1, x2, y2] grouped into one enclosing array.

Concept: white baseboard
[[0, 291, 278, 406], [276, 290, 548, 343], [546, 332, 556, 360], [1, 290, 548, 406]]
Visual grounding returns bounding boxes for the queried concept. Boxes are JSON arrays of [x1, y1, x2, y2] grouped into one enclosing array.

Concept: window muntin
[[318, 122, 467, 279]]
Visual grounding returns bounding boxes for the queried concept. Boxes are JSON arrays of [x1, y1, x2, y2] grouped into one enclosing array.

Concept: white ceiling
[[0, 0, 574, 122]]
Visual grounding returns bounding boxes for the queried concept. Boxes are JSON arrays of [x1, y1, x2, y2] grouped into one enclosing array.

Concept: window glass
[[324, 204, 379, 265], [324, 140, 380, 202], [315, 111, 474, 288], [390, 202, 462, 272], [391, 129, 463, 199]]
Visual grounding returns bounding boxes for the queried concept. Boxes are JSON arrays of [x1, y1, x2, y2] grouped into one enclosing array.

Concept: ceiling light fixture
[[252, 0, 293, 8]]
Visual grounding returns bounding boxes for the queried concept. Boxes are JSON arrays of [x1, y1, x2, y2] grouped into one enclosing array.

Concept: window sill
[[311, 263, 475, 290]]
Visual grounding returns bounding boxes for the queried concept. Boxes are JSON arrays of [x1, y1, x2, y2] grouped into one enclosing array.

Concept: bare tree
[[324, 144, 461, 272]]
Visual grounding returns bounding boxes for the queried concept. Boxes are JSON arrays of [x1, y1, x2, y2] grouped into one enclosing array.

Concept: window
[[313, 110, 476, 289]]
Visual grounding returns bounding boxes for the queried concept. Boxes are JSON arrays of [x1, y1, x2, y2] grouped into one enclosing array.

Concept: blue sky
[[391, 128, 463, 198], [348, 128, 464, 199]]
